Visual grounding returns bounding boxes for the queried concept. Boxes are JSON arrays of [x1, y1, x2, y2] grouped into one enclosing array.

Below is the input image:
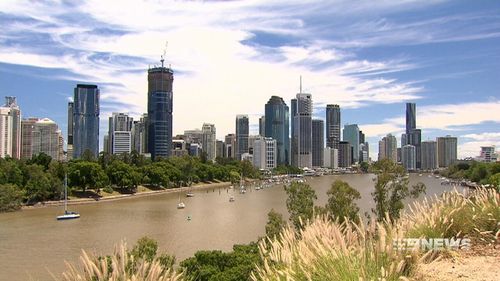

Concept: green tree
[[489, 173, 500, 192], [371, 159, 426, 222], [0, 184, 24, 212], [265, 209, 286, 239], [143, 162, 170, 188], [359, 162, 369, 173], [28, 152, 52, 170], [82, 149, 96, 162], [23, 164, 53, 203], [180, 242, 261, 281], [106, 160, 141, 189], [325, 180, 361, 224], [0, 158, 23, 186], [285, 182, 317, 230], [68, 161, 109, 192]]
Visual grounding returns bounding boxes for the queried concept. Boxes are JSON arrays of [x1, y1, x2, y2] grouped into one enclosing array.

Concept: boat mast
[[64, 174, 68, 213]]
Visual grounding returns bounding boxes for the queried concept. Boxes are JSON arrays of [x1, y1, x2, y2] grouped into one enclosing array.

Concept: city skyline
[[0, 1, 499, 158]]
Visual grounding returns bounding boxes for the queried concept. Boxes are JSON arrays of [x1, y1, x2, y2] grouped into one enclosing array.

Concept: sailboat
[[57, 175, 80, 220], [177, 194, 186, 209]]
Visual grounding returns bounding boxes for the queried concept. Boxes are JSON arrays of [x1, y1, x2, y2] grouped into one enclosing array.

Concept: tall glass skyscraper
[[147, 59, 174, 160], [264, 96, 289, 165], [235, 115, 249, 160], [406, 102, 416, 135], [73, 84, 99, 159], [343, 124, 360, 163], [326, 104, 340, 149]]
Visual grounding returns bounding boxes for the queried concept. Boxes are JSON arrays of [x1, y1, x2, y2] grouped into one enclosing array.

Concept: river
[[0, 173, 463, 280]]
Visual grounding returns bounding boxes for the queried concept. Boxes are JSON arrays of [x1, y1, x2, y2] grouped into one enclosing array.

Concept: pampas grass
[[55, 240, 182, 281]]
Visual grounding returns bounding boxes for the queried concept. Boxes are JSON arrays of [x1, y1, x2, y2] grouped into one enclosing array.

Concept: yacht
[[57, 175, 80, 220]]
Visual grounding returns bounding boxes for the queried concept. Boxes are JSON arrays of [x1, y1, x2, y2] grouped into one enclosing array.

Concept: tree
[[68, 161, 109, 192], [0, 184, 24, 212], [359, 162, 369, 173], [143, 162, 170, 188], [106, 160, 141, 189], [82, 149, 96, 162], [489, 173, 500, 192], [285, 182, 317, 230], [325, 180, 361, 224], [371, 159, 426, 222], [23, 164, 53, 203], [265, 209, 286, 239], [28, 152, 52, 170]]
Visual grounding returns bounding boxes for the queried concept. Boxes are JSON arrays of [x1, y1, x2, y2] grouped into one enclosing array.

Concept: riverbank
[[21, 181, 233, 210]]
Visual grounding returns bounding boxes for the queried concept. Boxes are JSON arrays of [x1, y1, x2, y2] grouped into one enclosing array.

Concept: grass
[[54, 240, 182, 281]]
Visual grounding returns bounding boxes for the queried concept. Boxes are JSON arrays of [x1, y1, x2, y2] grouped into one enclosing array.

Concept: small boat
[[418, 174, 423, 176], [177, 194, 186, 209], [57, 174, 80, 220], [229, 196, 235, 202], [186, 192, 194, 197], [187, 215, 192, 221]]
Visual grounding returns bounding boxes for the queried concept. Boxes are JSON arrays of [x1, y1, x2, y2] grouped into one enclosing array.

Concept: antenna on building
[[299, 75, 302, 93], [161, 41, 168, 67]]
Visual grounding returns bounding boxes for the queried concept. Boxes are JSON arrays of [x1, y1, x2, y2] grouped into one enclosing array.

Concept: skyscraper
[[343, 124, 360, 164], [421, 141, 437, 170], [147, 58, 174, 160], [326, 104, 341, 149], [21, 118, 38, 159], [131, 117, 146, 154], [67, 102, 74, 160], [252, 137, 277, 170], [406, 102, 416, 135], [73, 84, 99, 159], [264, 96, 290, 165], [202, 123, 216, 161], [291, 89, 313, 168], [0, 97, 21, 159], [437, 135, 457, 168], [31, 118, 64, 161], [235, 115, 249, 160], [312, 119, 324, 167], [109, 112, 133, 155], [402, 144, 416, 171], [378, 134, 397, 162], [225, 134, 236, 159], [259, 116, 265, 136], [338, 141, 351, 168]]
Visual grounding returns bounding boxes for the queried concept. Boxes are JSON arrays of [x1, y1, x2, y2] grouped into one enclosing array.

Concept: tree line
[[0, 151, 263, 212], [440, 161, 500, 191]]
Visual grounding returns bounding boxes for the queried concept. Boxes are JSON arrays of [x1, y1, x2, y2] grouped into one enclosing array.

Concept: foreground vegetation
[[0, 152, 263, 212]]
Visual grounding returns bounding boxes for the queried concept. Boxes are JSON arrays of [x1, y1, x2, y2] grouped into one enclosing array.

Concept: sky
[[0, 0, 499, 159]]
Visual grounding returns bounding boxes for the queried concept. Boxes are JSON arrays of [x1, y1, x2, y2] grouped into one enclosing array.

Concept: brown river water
[[0, 174, 463, 280]]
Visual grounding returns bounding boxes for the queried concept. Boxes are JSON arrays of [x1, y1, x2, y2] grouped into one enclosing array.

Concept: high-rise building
[[259, 116, 265, 136], [343, 124, 360, 164], [378, 134, 397, 162], [406, 102, 416, 135], [421, 140, 437, 170], [338, 141, 351, 168], [235, 115, 249, 160], [264, 96, 290, 165], [323, 147, 338, 169], [172, 139, 188, 157], [31, 118, 64, 161], [225, 134, 236, 159], [408, 129, 422, 169], [184, 129, 203, 145], [291, 91, 313, 168], [67, 102, 74, 160], [402, 144, 416, 171], [103, 135, 110, 154], [131, 115, 147, 154], [326, 104, 341, 149], [359, 142, 370, 163], [312, 119, 324, 168], [108, 112, 133, 154], [73, 84, 99, 159], [147, 58, 174, 160], [0, 97, 21, 159], [478, 146, 497, 162], [21, 118, 38, 159], [252, 137, 277, 170], [437, 136, 457, 167], [201, 123, 216, 161], [216, 140, 225, 159]]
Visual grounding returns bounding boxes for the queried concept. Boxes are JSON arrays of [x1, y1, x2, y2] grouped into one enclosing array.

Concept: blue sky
[[0, 0, 499, 158]]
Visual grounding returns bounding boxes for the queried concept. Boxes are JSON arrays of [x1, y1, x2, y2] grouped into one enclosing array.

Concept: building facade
[[437, 135, 457, 168], [202, 123, 216, 161], [478, 146, 497, 162], [21, 118, 38, 159], [343, 124, 360, 164], [109, 112, 133, 154], [378, 134, 397, 162], [259, 116, 265, 136], [402, 144, 416, 171], [312, 119, 324, 168], [323, 147, 338, 169], [264, 96, 290, 165], [31, 118, 64, 161], [421, 140, 437, 170], [291, 93, 313, 168], [225, 134, 236, 159], [252, 137, 277, 170], [0, 97, 21, 159], [147, 60, 174, 160], [235, 115, 249, 160], [338, 141, 352, 168], [326, 104, 341, 149], [73, 84, 99, 159]]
